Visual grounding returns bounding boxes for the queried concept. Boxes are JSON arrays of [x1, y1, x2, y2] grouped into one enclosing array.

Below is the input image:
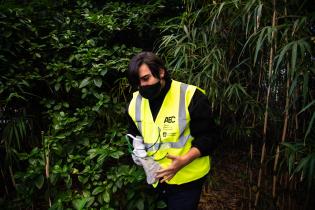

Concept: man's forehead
[[138, 64, 152, 76]]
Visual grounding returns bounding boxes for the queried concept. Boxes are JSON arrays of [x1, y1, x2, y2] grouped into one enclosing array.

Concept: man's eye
[[142, 76, 150, 81]]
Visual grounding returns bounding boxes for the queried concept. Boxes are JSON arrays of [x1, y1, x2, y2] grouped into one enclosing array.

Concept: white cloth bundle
[[126, 134, 161, 184]]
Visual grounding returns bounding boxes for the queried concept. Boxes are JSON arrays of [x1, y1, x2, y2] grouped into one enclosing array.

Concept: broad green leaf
[[35, 175, 44, 189], [78, 175, 89, 184], [127, 191, 135, 200], [136, 199, 144, 210], [110, 151, 124, 159], [54, 83, 61, 91], [4, 31, 12, 38], [50, 173, 58, 185], [72, 198, 88, 210], [100, 69, 107, 76], [65, 175, 72, 189], [86, 196, 95, 208], [103, 191, 110, 203], [97, 153, 108, 163], [157, 200, 167, 209], [92, 186, 105, 195], [79, 77, 90, 88], [94, 78, 102, 87]]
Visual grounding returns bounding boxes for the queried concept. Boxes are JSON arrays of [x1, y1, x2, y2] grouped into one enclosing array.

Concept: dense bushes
[[0, 1, 176, 209]]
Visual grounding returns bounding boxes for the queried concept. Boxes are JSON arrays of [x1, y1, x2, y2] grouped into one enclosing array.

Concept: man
[[127, 51, 219, 210]]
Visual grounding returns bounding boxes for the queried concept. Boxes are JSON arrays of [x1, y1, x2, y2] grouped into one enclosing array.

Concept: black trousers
[[157, 176, 206, 210]]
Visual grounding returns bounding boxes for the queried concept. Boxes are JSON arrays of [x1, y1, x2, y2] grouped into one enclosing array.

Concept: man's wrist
[[182, 147, 201, 165]]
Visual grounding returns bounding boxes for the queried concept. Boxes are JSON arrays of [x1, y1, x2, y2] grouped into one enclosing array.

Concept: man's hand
[[155, 147, 201, 183], [155, 154, 185, 183]]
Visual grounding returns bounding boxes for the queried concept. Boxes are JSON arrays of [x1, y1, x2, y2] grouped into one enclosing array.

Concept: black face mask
[[139, 81, 161, 100]]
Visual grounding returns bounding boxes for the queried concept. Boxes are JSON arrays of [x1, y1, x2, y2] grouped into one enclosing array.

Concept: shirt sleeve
[[127, 111, 141, 137], [189, 89, 220, 156]]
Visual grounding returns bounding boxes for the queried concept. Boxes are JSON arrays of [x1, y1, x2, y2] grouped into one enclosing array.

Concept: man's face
[[138, 64, 164, 87], [139, 63, 165, 87], [137, 63, 166, 99]]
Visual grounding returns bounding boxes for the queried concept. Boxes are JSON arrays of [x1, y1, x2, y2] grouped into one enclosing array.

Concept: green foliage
[[158, 0, 315, 208], [282, 140, 315, 190], [1, 0, 314, 209], [0, 0, 171, 209]]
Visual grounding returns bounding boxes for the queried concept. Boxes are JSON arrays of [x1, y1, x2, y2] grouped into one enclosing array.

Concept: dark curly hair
[[127, 51, 170, 87]]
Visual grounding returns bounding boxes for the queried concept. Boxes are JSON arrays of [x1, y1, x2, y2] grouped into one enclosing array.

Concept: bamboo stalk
[[272, 55, 290, 198], [248, 9, 263, 210], [254, 0, 277, 207], [9, 165, 16, 188], [248, 141, 253, 210], [272, 0, 290, 203], [42, 131, 51, 207], [1, 168, 9, 195]]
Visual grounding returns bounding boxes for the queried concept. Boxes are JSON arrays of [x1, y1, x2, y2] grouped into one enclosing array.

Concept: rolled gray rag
[[132, 155, 161, 184], [127, 134, 162, 184]]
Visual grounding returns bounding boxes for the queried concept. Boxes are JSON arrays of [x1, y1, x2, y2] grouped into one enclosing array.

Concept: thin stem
[[255, 0, 277, 207]]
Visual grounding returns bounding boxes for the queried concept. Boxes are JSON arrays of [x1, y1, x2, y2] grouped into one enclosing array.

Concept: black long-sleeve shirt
[[127, 79, 219, 156]]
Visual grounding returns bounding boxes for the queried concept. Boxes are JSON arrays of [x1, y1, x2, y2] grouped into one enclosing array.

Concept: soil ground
[[197, 142, 315, 210], [198, 145, 249, 210]]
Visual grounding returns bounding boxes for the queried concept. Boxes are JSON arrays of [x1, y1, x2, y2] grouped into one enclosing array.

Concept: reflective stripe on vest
[[134, 83, 191, 152], [135, 94, 143, 135]]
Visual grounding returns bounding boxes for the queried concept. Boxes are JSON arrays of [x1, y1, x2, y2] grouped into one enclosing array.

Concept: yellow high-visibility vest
[[128, 80, 210, 185]]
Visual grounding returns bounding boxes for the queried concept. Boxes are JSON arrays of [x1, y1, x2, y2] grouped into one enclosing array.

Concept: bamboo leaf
[[298, 100, 315, 114], [254, 27, 269, 64], [183, 25, 189, 39], [217, 2, 225, 16], [20, 118, 26, 137], [302, 71, 309, 105], [13, 125, 21, 150], [289, 75, 298, 96], [288, 152, 294, 175], [294, 155, 310, 174], [303, 112, 315, 143], [282, 142, 299, 152], [257, 3, 263, 21], [275, 42, 292, 72], [291, 41, 297, 77], [8, 126, 13, 147], [307, 154, 315, 189], [6, 93, 26, 103]]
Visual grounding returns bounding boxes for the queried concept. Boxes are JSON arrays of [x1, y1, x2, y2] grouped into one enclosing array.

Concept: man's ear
[[159, 68, 165, 79]]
